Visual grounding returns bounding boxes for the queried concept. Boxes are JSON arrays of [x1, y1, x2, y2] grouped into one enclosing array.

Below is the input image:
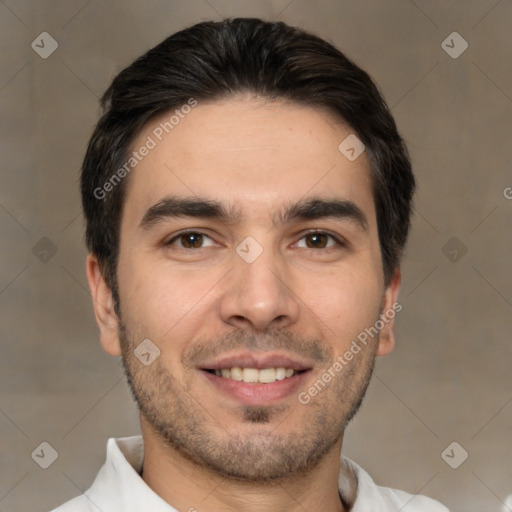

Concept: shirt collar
[[87, 436, 177, 511], [88, 436, 367, 511]]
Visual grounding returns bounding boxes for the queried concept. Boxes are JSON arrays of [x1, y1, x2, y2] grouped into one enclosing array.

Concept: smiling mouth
[[204, 367, 308, 384]]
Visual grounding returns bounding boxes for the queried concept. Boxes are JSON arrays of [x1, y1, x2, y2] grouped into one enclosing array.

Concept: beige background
[[1, 1, 511, 511]]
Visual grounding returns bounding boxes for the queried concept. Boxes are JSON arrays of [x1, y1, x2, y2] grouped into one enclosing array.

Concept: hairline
[[102, 92, 392, 304]]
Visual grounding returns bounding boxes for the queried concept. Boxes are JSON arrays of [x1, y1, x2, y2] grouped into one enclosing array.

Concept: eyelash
[[164, 230, 346, 250]]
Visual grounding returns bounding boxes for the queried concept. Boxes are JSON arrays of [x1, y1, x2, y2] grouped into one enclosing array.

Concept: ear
[[376, 267, 402, 357], [85, 253, 122, 356]]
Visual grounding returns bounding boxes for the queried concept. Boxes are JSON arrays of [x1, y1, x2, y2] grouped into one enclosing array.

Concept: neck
[[139, 418, 351, 512]]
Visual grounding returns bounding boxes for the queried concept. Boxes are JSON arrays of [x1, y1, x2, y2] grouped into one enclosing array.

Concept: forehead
[[121, 96, 376, 229]]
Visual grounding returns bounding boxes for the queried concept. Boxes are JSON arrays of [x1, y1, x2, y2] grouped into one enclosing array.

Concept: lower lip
[[201, 370, 310, 405]]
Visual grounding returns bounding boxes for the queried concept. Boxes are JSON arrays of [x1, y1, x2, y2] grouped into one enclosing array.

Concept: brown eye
[[180, 233, 203, 248], [305, 232, 329, 248], [296, 231, 342, 249], [166, 231, 215, 249]]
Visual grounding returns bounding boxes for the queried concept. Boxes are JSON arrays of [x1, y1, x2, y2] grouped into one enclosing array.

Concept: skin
[[86, 95, 401, 512]]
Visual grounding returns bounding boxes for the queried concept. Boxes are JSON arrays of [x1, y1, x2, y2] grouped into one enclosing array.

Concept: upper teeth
[[214, 367, 295, 383]]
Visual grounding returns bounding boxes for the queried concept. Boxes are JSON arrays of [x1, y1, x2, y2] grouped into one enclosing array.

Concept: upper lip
[[199, 352, 314, 371]]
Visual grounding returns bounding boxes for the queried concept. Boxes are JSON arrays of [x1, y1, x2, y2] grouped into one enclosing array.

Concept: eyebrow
[[138, 196, 369, 232]]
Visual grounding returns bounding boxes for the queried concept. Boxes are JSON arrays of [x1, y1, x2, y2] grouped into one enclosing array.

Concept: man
[[52, 17, 449, 511]]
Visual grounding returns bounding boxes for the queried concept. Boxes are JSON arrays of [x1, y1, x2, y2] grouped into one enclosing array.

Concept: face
[[87, 96, 400, 482]]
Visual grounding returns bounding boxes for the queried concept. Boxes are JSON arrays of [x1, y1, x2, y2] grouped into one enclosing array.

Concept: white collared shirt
[[50, 436, 449, 511]]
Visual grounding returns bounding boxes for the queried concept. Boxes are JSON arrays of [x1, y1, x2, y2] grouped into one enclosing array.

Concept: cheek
[[304, 266, 382, 347], [117, 255, 221, 341]]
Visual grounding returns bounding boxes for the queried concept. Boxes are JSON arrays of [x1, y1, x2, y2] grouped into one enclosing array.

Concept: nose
[[219, 243, 300, 333]]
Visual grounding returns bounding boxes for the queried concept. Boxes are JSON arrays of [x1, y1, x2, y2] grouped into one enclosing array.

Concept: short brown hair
[[81, 17, 415, 305]]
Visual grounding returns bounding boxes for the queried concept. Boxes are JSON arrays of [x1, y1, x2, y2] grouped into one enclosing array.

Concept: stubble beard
[[118, 319, 377, 483]]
